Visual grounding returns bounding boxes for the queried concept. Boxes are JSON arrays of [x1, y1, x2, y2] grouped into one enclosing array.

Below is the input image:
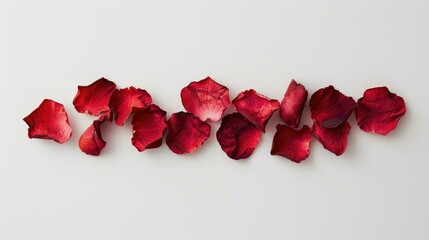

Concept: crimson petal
[[232, 89, 280, 132], [355, 87, 406, 135], [131, 104, 167, 152], [280, 79, 308, 128], [309, 85, 357, 128], [109, 87, 152, 126], [73, 78, 116, 116], [311, 121, 351, 156], [166, 112, 211, 154], [23, 99, 73, 144], [79, 118, 107, 156], [216, 113, 263, 160], [181, 76, 230, 122], [270, 124, 312, 163]]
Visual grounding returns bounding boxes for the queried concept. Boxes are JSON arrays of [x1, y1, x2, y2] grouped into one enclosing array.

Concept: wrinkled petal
[[166, 112, 211, 154], [355, 86, 406, 135], [109, 87, 152, 126], [216, 113, 263, 160], [131, 104, 167, 152], [79, 118, 106, 156], [270, 124, 312, 163], [73, 78, 117, 116], [311, 121, 351, 156], [309, 85, 357, 128], [23, 99, 73, 144], [280, 79, 308, 128], [181, 76, 230, 122], [232, 89, 280, 132]]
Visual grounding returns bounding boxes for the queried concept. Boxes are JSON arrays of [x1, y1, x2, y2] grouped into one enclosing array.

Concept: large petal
[[73, 78, 116, 116], [109, 87, 152, 126], [279, 79, 308, 128], [270, 124, 312, 163], [311, 121, 351, 156]]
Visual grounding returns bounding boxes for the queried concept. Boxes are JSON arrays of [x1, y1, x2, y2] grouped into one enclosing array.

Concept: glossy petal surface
[[311, 121, 351, 156], [79, 119, 106, 156], [280, 79, 308, 128], [109, 87, 152, 126], [271, 125, 312, 163], [73, 78, 116, 116], [132, 105, 167, 152]]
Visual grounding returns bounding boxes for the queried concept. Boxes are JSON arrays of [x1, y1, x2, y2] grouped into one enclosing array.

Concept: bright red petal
[[73, 78, 116, 116], [311, 121, 351, 156], [232, 89, 280, 132], [309, 85, 357, 128], [79, 119, 106, 156], [181, 76, 230, 122], [280, 79, 308, 128], [216, 113, 263, 160], [270, 125, 312, 163], [355, 87, 406, 135], [109, 87, 152, 126], [131, 104, 167, 152], [23, 99, 73, 144], [166, 112, 211, 154]]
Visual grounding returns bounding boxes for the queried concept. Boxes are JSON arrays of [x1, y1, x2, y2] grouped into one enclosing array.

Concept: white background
[[1, 0, 428, 239]]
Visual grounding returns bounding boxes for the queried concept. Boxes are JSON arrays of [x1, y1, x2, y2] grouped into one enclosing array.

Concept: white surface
[[1, 1, 428, 239]]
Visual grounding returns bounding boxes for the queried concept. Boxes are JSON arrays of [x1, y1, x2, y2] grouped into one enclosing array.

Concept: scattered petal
[[311, 121, 351, 156], [355, 87, 406, 135], [109, 87, 152, 126], [216, 113, 263, 160], [79, 118, 107, 156], [181, 76, 230, 122], [280, 79, 308, 128], [270, 124, 312, 163], [166, 112, 211, 154], [232, 89, 280, 132], [23, 99, 73, 144], [73, 78, 117, 116], [131, 104, 167, 152]]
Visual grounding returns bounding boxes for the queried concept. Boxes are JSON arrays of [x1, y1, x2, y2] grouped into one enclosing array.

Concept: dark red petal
[[216, 113, 263, 160], [309, 85, 357, 128], [181, 76, 230, 122], [79, 119, 106, 156], [109, 87, 152, 126], [23, 99, 72, 144], [131, 104, 167, 152], [232, 89, 280, 132], [270, 125, 312, 163], [73, 78, 116, 116], [166, 112, 211, 154], [311, 121, 351, 156], [280, 79, 308, 128], [355, 87, 406, 135]]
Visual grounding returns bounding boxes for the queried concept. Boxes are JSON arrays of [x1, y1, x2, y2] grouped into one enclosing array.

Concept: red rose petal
[[311, 121, 351, 156], [131, 104, 167, 152], [280, 79, 308, 128], [166, 112, 211, 154], [216, 113, 263, 160], [73, 78, 117, 116], [309, 85, 357, 128], [232, 89, 280, 132], [109, 87, 152, 126], [23, 99, 73, 144], [270, 124, 312, 163], [181, 76, 230, 122], [355, 87, 406, 135], [79, 118, 106, 156]]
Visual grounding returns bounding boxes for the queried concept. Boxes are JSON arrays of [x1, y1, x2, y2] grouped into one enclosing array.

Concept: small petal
[[23, 99, 73, 144], [270, 125, 312, 163], [280, 79, 308, 128], [309, 85, 357, 128], [355, 87, 406, 135], [216, 113, 263, 160], [109, 87, 152, 126], [232, 89, 280, 132], [73, 78, 117, 116], [181, 76, 230, 122], [166, 112, 211, 154], [131, 104, 167, 152], [79, 118, 106, 156], [311, 121, 351, 156]]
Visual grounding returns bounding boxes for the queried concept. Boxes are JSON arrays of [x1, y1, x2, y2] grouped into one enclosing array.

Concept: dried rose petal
[[181, 76, 230, 122], [23, 99, 73, 144], [131, 104, 167, 152], [232, 89, 280, 132], [270, 124, 312, 163], [109, 87, 152, 126], [79, 119, 106, 156], [355, 87, 406, 135], [309, 85, 357, 128], [216, 113, 263, 160], [166, 112, 211, 154], [280, 79, 308, 128], [73, 78, 116, 116], [311, 121, 351, 156]]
